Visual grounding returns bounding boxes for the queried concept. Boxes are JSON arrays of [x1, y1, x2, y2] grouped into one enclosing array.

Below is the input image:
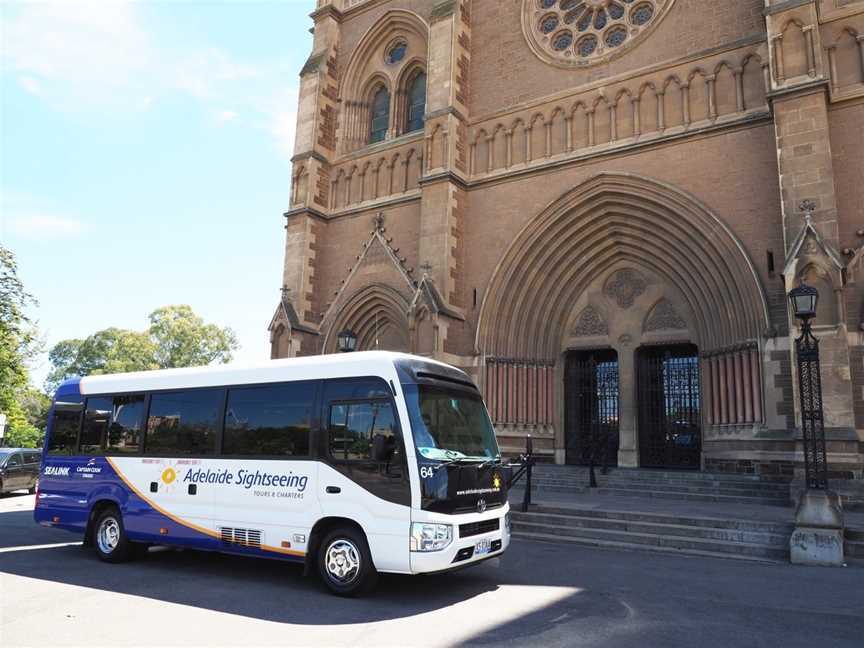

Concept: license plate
[[475, 538, 492, 555]]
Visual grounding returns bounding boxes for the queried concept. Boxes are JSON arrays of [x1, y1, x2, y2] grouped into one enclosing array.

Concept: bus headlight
[[505, 512, 511, 534], [410, 523, 453, 552]]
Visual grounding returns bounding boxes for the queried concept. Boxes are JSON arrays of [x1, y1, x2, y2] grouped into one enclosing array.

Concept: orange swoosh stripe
[[105, 458, 306, 558]]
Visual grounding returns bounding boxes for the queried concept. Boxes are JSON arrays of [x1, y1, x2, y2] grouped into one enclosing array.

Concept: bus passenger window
[[107, 395, 145, 454], [47, 400, 82, 456], [145, 389, 222, 455], [329, 401, 397, 463], [80, 396, 113, 455], [223, 382, 313, 456]]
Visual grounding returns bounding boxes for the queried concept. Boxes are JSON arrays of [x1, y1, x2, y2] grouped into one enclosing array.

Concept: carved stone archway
[[477, 173, 771, 465], [323, 284, 411, 354]]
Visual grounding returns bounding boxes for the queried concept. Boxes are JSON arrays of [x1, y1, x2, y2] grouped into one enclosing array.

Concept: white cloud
[[1, 1, 301, 157], [1, 191, 88, 241], [1, 1, 154, 108], [7, 214, 86, 240], [210, 109, 239, 125]]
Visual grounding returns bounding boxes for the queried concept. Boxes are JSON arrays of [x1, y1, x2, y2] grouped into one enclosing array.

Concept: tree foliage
[[0, 245, 42, 447], [46, 305, 239, 391], [149, 305, 238, 369]]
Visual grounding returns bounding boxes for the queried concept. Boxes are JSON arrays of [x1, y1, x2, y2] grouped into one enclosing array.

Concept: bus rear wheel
[[93, 507, 135, 563], [317, 527, 378, 597]]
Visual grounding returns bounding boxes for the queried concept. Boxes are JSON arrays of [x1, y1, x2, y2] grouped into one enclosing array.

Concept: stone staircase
[[527, 466, 792, 507], [509, 467, 864, 565], [511, 503, 794, 563]]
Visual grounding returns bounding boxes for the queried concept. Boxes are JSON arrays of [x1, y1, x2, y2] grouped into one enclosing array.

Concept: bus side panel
[[35, 455, 94, 534], [317, 463, 411, 573], [106, 457, 219, 550], [210, 459, 320, 560]]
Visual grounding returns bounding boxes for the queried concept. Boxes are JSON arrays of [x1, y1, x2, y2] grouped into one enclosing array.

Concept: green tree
[[45, 305, 238, 391], [0, 245, 42, 447], [46, 328, 157, 390], [149, 305, 238, 368]]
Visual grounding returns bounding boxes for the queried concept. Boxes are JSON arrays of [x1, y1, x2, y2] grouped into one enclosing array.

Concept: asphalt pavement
[[1, 492, 862, 647]]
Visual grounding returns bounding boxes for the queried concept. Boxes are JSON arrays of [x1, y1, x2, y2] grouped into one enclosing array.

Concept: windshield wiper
[[431, 456, 501, 471]]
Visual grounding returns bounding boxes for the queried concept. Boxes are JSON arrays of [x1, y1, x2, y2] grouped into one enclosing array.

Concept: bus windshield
[[403, 384, 500, 462]]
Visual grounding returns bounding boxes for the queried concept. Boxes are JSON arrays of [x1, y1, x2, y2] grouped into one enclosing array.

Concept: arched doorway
[[636, 344, 701, 469], [564, 349, 620, 467], [323, 284, 411, 354], [476, 173, 771, 466]]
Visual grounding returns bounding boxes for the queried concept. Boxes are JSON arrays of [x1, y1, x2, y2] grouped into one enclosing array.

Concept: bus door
[[319, 378, 411, 573]]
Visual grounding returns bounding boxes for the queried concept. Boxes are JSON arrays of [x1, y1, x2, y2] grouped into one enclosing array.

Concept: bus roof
[[75, 351, 463, 395]]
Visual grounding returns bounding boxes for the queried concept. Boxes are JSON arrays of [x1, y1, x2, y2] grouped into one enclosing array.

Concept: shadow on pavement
[[0, 508, 505, 625]]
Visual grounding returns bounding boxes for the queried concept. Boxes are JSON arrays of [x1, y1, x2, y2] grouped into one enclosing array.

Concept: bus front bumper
[[409, 507, 511, 574]]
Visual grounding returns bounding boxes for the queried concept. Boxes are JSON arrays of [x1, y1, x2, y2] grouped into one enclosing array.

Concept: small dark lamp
[[337, 329, 358, 353], [788, 283, 819, 321]]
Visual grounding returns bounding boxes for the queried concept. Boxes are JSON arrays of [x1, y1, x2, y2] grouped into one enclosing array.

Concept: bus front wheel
[[317, 527, 378, 597], [93, 506, 135, 563]]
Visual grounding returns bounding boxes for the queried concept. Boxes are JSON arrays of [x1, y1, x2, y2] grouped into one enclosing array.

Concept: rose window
[[521, 0, 675, 68]]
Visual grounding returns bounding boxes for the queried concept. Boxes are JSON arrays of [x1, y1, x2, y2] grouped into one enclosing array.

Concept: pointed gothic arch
[[323, 284, 411, 354], [476, 173, 770, 360]]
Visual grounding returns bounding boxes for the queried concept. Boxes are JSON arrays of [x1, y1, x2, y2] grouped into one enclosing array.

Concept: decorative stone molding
[[644, 297, 687, 331], [603, 268, 647, 309], [476, 173, 771, 359], [573, 305, 608, 336]]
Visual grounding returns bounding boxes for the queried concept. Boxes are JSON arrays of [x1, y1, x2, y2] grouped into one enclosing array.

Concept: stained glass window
[[405, 72, 426, 133], [541, 15, 559, 33], [528, 0, 662, 65], [553, 31, 574, 51], [632, 3, 654, 25], [369, 86, 390, 144]]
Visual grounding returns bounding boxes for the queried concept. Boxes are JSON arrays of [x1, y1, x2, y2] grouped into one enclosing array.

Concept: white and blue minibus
[[35, 352, 510, 595]]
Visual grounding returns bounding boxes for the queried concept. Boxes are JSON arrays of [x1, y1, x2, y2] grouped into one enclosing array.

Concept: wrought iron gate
[[637, 344, 701, 469], [564, 350, 619, 467]]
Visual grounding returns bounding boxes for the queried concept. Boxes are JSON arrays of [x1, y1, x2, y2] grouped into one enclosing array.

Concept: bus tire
[[92, 506, 134, 563], [317, 527, 378, 597]]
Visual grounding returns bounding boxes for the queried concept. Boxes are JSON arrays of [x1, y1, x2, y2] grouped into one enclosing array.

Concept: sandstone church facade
[[270, 0, 864, 479]]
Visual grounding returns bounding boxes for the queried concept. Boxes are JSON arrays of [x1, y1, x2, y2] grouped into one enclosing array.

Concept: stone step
[[530, 473, 790, 488], [530, 479, 790, 496], [521, 483, 790, 505], [511, 511, 790, 546], [593, 486, 790, 506], [531, 468, 775, 483], [513, 527, 789, 563], [519, 504, 795, 534]]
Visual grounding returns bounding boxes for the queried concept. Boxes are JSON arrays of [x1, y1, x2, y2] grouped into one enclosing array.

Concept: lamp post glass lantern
[[789, 282, 828, 490], [789, 282, 819, 321], [337, 329, 358, 353]]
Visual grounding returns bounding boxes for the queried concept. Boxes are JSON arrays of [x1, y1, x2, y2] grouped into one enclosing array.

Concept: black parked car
[[0, 448, 42, 495]]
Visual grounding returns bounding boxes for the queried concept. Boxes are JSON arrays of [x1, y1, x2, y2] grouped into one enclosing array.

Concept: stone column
[[617, 348, 638, 467]]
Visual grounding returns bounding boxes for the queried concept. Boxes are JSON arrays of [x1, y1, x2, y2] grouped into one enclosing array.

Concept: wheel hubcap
[[324, 539, 360, 584], [97, 517, 120, 554]]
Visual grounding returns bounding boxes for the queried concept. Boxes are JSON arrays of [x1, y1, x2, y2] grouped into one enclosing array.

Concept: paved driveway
[[1, 493, 862, 647]]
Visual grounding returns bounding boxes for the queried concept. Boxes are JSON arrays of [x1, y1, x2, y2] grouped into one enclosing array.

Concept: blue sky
[[1, 0, 315, 390]]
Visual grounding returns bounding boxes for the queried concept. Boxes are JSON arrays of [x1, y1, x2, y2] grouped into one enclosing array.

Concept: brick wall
[[469, 0, 766, 118]]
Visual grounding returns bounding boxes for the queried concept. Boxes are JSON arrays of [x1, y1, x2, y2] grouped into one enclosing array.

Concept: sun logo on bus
[[492, 473, 502, 490], [161, 468, 177, 484]]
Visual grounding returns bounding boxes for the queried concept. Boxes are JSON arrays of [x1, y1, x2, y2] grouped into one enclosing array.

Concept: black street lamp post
[[787, 280, 844, 565], [788, 282, 828, 490]]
